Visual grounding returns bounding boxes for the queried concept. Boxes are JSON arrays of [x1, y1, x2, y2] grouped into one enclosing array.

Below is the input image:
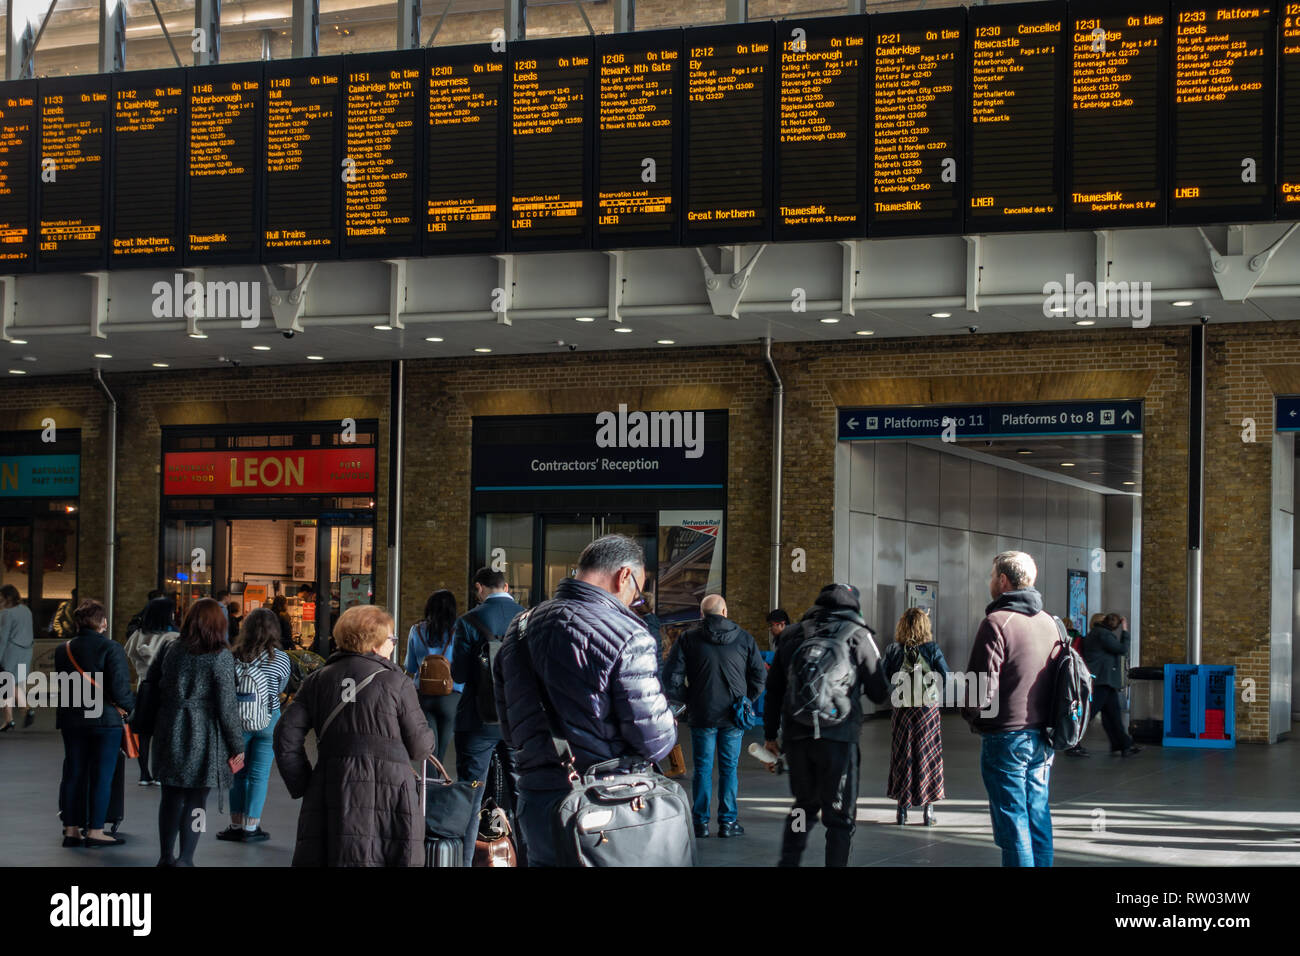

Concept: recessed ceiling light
[[474, 347, 492, 353], [425, 336, 444, 343], [307, 355, 324, 361], [613, 326, 633, 333], [152, 362, 169, 368], [657, 339, 675, 345], [373, 324, 393, 331], [1049, 306, 1071, 315], [820, 317, 840, 324], [1074, 319, 1096, 327], [930, 312, 951, 319], [7, 338, 27, 345], [855, 329, 874, 336], [574, 316, 595, 323], [1016, 449, 1033, 455], [1172, 300, 1194, 308], [1090, 471, 1102, 476], [189, 332, 208, 339], [1123, 481, 1136, 486], [21, 355, 36, 362], [8, 368, 25, 375], [93, 353, 112, 359], [252, 345, 271, 351], [1060, 462, 1075, 467]]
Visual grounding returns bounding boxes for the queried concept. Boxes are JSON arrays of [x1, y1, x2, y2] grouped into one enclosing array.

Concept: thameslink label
[[837, 400, 1143, 440]]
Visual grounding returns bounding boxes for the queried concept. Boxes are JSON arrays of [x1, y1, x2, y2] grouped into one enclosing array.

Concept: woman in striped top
[[217, 608, 292, 843]]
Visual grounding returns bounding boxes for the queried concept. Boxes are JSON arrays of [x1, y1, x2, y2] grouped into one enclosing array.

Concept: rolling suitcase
[[420, 755, 477, 867], [425, 836, 464, 867]]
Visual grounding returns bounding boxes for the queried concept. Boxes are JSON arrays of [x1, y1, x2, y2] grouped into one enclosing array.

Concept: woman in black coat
[[882, 608, 950, 827], [55, 599, 136, 848]]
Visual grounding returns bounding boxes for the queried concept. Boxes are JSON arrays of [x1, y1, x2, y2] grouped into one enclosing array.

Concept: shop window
[[0, 523, 32, 599], [480, 513, 534, 607], [163, 519, 214, 614]]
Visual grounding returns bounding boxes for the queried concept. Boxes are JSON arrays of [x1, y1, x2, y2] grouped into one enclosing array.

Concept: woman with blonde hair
[[882, 607, 950, 827]]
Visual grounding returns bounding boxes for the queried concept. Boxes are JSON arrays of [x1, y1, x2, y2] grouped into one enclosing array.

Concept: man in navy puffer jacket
[[494, 534, 675, 866]]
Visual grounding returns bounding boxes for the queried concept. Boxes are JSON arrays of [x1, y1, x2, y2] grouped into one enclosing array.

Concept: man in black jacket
[[764, 583, 889, 867], [662, 593, 765, 839]]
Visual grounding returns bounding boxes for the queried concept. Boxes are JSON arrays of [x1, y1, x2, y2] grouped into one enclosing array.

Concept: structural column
[[291, 0, 318, 58], [99, 0, 127, 72], [194, 0, 220, 65]]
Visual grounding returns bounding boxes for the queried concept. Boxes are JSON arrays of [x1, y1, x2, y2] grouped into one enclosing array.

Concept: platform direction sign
[[837, 400, 1142, 441], [1278, 396, 1300, 432]]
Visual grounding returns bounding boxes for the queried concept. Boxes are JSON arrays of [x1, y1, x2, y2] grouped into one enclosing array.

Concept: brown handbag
[[472, 803, 518, 867]]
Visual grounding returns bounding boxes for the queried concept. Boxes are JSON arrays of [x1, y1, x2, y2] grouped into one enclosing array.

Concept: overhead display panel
[[263, 57, 342, 261], [0, 81, 36, 272], [683, 22, 774, 245], [1170, 1, 1275, 225], [1281, 3, 1300, 211], [110, 70, 185, 268], [774, 15, 868, 242], [508, 36, 594, 251], [186, 63, 263, 265], [37, 76, 110, 270], [1067, 1, 1169, 228], [343, 51, 423, 259], [869, 8, 966, 237], [425, 43, 506, 256], [966, 1, 1066, 232], [595, 28, 682, 249]]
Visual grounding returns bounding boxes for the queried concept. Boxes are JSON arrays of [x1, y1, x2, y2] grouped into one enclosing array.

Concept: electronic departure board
[[187, 63, 263, 265], [263, 57, 342, 261], [1170, 2, 1275, 225], [111, 70, 184, 268], [775, 16, 867, 242], [509, 36, 593, 251], [1067, 1, 1168, 228], [1281, 2, 1300, 210], [0, 81, 36, 271], [595, 29, 682, 249], [426, 44, 506, 255], [344, 50, 422, 259], [684, 22, 774, 245], [967, 2, 1066, 232], [870, 9, 966, 237], [38, 75, 109, 270]]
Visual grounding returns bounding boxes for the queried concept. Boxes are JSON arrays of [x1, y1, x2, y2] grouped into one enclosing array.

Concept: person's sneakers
[[138, 778, 154, 787], [693, 822, 709, 839], [1120, 745, 1143, 757], [84, 835, 126, 848], [215, 826, 246, 842], [717, 822, 744, 838], [242, 828, 270, 842], [923, 804, 937, 827], [1066, 745, 1090, 757], [23, 710, 35, 728]]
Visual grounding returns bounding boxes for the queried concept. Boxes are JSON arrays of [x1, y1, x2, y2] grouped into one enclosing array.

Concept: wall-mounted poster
[[243, 584, 267, 613], [656, 510, 723, 624], [1067, 569, 1088, 635]]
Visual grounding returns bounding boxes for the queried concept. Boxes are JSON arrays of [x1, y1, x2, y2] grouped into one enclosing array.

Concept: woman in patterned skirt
[[882, 608, 950, 827]]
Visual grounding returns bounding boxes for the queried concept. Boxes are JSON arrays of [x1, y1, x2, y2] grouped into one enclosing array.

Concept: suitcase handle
[[419, 754, 456, 817], [589, 779, 655, 802]]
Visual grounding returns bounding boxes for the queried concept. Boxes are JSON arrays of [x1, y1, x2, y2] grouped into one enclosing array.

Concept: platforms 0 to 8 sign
[[838, 400, 1143, 440]]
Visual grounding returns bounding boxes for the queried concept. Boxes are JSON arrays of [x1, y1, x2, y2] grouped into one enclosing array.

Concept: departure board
[[1170, 2, 1275, 224], [870, 9, 965, 237], [595, 29, 682, 249], [0, 81, 36, 271], [263, 58, 342, 261], [509, 37, 593, 251], [967, 2, 1065, 232], [775, 16, 867, 242], [344, 51, 422, 259], [684, 22, 774, 245], [1067, 2, 1168, 228], [187, 64, 263, 265], [111, 70, 184, 267], [425, 44, 505, 255], [37, 77, 109, 270], [1281, 2, 1300, 210]]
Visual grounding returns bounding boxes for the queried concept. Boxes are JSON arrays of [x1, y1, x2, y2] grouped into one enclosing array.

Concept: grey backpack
[[785, 621, 856, 738]]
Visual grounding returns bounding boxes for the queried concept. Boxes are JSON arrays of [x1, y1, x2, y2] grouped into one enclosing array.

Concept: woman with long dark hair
[[403, 589, 461, 763], [124, 597, 179, 785], [882, 607, 950, 827], [148, 598, 244, 866]]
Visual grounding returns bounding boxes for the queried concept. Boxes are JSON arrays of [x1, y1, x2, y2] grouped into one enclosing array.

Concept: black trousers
[[418, 691, 460, 764], [779, 737, 860, 868], [158, 785, 211, 866], [1094, 684, 1132, 752]]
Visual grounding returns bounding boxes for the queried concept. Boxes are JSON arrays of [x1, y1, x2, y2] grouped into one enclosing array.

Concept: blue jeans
[[229, 709, 279, 821], [690, 725, 743, 826], [517, 787, 568, 867], [60, 727, 122, 830], [454, 728, 502, 866], [979, 729, 1054, 867]]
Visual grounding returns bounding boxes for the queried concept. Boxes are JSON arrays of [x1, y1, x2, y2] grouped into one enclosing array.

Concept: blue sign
[[1278, 396, 1300, 432], [0, 454, 80, 497], [838, 401, 1142, 441]]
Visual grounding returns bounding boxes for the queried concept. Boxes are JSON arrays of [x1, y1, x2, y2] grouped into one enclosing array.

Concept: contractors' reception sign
[[162, 448, 376, 495]]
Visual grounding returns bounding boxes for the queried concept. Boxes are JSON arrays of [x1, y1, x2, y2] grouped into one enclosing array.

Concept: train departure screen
[[1067, 3, 1168, 227], [967, 3, 1065, 231], [187, 67, 262, 263], [775, 15, 866, 241], [0, 82, 35, 270], [1281, 3, 1300, 210], [111, 72, 184, 266], [510, 38, 593, 250], [344, 53, 422, 257], [1170, 2, 1274, 224], [595, 30, 681, 248], [38, 80, 109, 268], [264, 60, 341, 260], [870, 10, 965, 236], [426, 46, 505, 254]]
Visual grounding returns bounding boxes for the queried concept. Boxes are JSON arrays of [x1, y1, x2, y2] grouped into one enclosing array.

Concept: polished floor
[[2, 708, 1297, 867]]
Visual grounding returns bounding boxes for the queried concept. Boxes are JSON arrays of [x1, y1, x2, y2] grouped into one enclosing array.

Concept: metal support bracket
[[964, 235, 982, 313], [0, 276, 16, 341], [383, 258, 407, 330], [181, 267, 205, 335], [697, 244, 765, 319], [493, 254, 514, 325], [84, 271, 110, 338], [261, 263, 316, 333], [1198, 224, 1299, 302], [838, 239, 859, 317], [606, 250, 625, 325], [1095, 229, 1112, 292], [148, 0, 185, 68]]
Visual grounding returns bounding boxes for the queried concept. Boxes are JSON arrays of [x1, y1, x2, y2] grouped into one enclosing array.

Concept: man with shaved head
[[662, 593, 766, 839]]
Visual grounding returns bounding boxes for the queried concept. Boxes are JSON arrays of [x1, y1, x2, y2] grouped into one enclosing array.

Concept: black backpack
[[468, 616, 504, 724], [1045, 616, 1093, 751], [784, 620, 857, 738]]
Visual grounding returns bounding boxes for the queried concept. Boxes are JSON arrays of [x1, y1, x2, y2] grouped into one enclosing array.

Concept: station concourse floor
[[2, 709, 1297, 867]]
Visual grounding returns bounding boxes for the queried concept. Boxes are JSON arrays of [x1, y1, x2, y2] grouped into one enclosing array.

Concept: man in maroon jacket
[[962, 551, 1059, 867]]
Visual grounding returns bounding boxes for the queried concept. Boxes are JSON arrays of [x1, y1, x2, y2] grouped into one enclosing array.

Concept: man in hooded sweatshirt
[[662, 593, 766, 839], [962, 551, 1060, 867]]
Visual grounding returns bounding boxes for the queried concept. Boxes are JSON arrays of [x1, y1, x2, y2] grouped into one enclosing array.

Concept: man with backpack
[[450, 567, 526, 866], [961, 551, 1061, 868], [763, 583, 889, 867]]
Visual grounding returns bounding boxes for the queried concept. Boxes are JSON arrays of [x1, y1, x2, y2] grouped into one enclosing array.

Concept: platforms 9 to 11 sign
[[6, 1, 1300, 272]]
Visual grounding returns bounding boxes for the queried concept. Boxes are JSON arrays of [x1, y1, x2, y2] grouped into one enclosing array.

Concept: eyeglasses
[[628, 572, 647, 609]]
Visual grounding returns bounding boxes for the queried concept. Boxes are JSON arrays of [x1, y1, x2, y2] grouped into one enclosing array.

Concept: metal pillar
[[99, 0, 127, 72], [386, 360, 406, 654], [291, 0, 318, 58], [725, 0, 747, 24], [846, 0, 865, 12], [193, 0, 220, 65], [613, 0, 633, 33], [6, 1, 35, 80], [1187, 322, 1207, 664], [763, 338, 783, 613], [397, 0, 420, 49], [506, 0, 525, 42], [93, 370, 118, 636]]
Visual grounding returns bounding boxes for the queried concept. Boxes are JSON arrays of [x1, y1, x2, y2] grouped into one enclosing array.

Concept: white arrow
[[846, 417, 859, 430], [1120, 410, 1135, 423], [1290, 409, 1298, 418]]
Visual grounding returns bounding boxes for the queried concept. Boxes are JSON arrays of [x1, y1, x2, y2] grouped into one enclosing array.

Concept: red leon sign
[[163, 448, 377, 496]]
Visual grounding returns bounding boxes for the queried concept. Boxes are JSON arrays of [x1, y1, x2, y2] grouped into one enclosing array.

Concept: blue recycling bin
[[1162, 664, 1235, 749]]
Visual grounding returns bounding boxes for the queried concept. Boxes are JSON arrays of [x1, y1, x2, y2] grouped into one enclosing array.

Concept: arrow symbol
[[1290, 409, 1297, 418], [1121, 410, 1135, 423], [846, 417, 859, 430]]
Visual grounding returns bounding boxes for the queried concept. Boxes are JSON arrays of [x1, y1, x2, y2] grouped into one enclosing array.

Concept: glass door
[[538, 513, 656, 601], [320, 520, 375, 652], [163, 519, 214, 619], [0, 521, 32, 606]]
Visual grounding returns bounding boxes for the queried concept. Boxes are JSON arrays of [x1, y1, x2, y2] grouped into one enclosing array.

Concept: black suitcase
[[60, 747, 126, 834], [425, 836, 464, 867]]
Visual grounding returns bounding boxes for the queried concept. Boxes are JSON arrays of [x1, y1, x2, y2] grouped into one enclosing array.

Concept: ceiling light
[[855, 329, 874, 336], [1172, 300, 1194, 308], [930, 312, 951, 319], [1016, 449, 1032, 455], [93, 353, 112, 359], [307, 355, 324, 361], [1074, 319, 1095, 327], [65, 505, 77, 513], [373, 324, 393, 331], [189, 332, 208, 339], [474, 347, 492, 353], [425, 336, 444, 343], [1123, 481, 1136, 486], [152, 362, 169, 368], [657, 339, 675, 345], [1090, 471, 1102, 476], [1060, 462, 1075, 467], [8, 368, 25, 375], [613, 327, 633, 333], [1049, 306, 1071, 314], [252, 345, 271, 351], [574, 316, 595, 323], [7, 338, 27, 345], [820, 317, 840, 324]]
